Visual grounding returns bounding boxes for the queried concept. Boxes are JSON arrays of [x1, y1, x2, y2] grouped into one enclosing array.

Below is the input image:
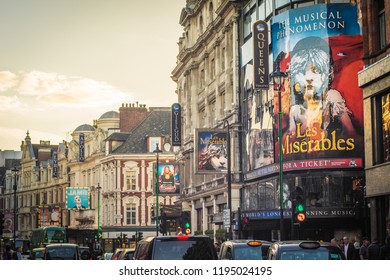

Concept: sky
[[0, 0, 186, 151]]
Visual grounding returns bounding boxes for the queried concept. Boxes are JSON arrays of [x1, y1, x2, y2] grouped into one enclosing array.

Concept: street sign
[[223, 209, 231, 228]]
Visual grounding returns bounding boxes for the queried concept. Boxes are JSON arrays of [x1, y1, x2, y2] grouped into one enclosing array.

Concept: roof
[[111, 109, 171, 154], [73, 124, 96, 133], [105, 132, 131, 141], [99, 111, 119, 119]]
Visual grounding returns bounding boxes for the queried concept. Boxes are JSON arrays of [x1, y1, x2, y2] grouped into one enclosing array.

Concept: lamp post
[[153, 143, 162, 236], [223, 120, 232, 240], [12, 167, 19, 249], [96, 183, 102, 245], [270, 65, 287, 241]]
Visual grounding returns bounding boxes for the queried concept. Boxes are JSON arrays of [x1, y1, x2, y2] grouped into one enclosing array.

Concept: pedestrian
[[13, 246, 23, 260], [367, 238, 381, 260], [341, 236, 356, 260], [330, 237, 340, 248], [2, 245, 13, 260], [359, 237, 370, 260], [379, 236, 390, 260], [353, 240, 361, 260]]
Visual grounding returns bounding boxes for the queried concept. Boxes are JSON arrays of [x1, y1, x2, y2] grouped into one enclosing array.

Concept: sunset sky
[[0, 0, 185, 150]]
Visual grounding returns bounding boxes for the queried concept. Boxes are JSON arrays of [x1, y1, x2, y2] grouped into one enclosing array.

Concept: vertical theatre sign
[[52, 151, 58, 178], [253, 20, 269, 89], [79, 133, 85, 162], [171, 103, 182, 146]]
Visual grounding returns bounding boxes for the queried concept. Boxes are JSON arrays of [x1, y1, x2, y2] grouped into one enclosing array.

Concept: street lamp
[[96, 183, 102, 245], [12, 166, 19, 249], [270, 65, 287, 241], [153, 143, 162, 236], [223, 120, 233, 240]]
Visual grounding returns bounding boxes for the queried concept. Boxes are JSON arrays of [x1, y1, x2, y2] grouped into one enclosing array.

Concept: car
[[103, 252, 113, 260], [44, 243, 81, 260], [218, 240, 272, 260], [30, 248, 46, 260], [118, 248, 136, 260], [133, 235, 218, 260], [267, 240, 346, 260], [112, 248, 125, 260], [79, 246, 92, 260]]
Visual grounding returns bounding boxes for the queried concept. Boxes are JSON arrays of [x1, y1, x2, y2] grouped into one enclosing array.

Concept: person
[[160, 165, 174, 185], [359, 237, 370, 260], [2, 245, 13, 260], [367, 237, 381, 260], [380, 236, 390, 260], [341, 236, 355, 260], [13, 246, 23, 260], [288, 36, 356, 140], [353, 240, 361, 260], [73, 195, 86, 209], [330, 237, 340, 248]]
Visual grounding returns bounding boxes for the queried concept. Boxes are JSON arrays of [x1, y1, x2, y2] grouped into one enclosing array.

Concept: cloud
[[0, 70, 134, 110]]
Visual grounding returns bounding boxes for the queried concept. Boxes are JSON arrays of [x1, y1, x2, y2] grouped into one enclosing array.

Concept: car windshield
[[234, 246, 262, 260], [152, 239, 214, 260], [46, 247, 77, 260], [280, 247, 342, 260], [35, 250, 45, 258]]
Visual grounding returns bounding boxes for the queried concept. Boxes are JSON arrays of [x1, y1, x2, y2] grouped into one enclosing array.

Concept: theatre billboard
[[269, 3, 364, 171]]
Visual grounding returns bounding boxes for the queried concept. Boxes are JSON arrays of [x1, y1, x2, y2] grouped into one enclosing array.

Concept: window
[[380, 92, 390, 163], [149, 137, 161, 152], [243, 12, 252, 39], [221, 47, 225, 71], [210, 58, 215, 80], [200, 69, 205, 89], [219, 91, 226, 117], [126, 171, 137, 191], [378, 0, 386, 49], [126, 203, 136, 225]]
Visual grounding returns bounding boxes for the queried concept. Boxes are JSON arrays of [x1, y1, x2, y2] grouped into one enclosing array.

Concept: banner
[[271, 3, 364, 166], [66, 187, 90, 209], [156, 163, 180, 196], [195, 129, 228, 174], [38, 205, 61, 226]]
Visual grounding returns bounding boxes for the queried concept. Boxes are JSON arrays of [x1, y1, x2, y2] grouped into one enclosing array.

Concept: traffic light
[[182, 211, 191, 235], [123, 234, 128, 243], [241, 217, 250, 230], [292, 186, 306, 223], [159, 212, 167, 234], [137, 231, 143, 241]]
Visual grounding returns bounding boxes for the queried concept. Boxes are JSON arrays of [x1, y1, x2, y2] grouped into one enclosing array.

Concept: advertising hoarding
[[270, 3, 364, 168], [156, 162, 180, 196], [66, 187, 90, 209], [195, 129, 229, 174]]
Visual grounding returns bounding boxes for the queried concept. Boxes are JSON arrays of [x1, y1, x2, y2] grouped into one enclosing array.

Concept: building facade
[[172, 0, 243, 240], [0, 103, 177, 252], [239, 0, 367, 242], [358, 0, 390, 244]]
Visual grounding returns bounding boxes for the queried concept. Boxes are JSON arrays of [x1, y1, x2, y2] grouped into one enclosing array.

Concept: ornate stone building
[[172, 0, 243, 239]]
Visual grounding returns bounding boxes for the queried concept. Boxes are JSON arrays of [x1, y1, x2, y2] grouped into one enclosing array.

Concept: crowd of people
[[330, 236, 390, 260], [1, 245, 23, 260]]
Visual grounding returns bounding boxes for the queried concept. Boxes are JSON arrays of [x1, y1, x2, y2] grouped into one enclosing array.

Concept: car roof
[[45, 243, 79, 248], [223, 239, 272, 244], [273, 240, 331, 246]]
